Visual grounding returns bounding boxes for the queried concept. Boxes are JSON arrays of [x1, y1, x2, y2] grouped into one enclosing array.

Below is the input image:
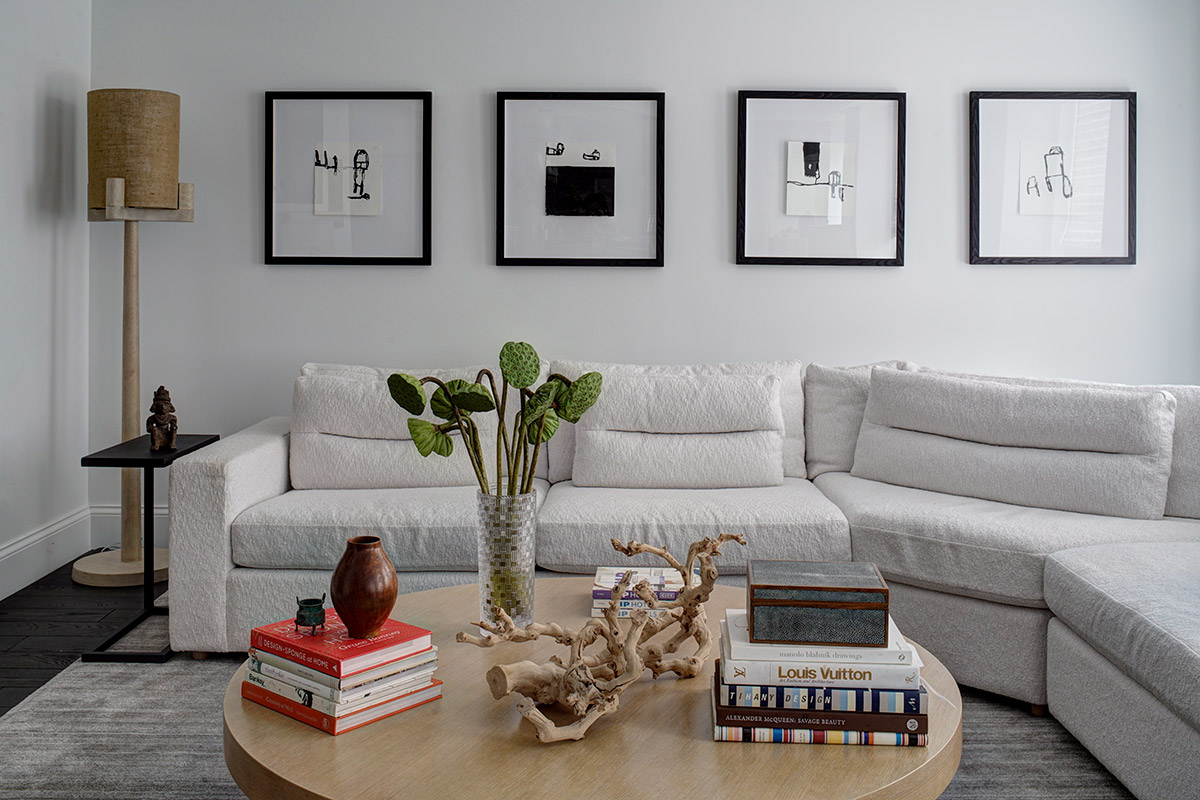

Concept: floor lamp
[[74, 89, 193, 586]]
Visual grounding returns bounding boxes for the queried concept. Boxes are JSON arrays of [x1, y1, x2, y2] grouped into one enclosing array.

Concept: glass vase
[[476, 490, 537, 629]]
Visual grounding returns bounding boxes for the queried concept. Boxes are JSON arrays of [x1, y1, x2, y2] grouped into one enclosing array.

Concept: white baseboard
[[0, 508, 92, 602], [88, 504, 171, 551]]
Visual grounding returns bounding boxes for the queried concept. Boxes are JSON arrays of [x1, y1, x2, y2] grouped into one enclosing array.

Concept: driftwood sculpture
[[457, 532, 746, 742]]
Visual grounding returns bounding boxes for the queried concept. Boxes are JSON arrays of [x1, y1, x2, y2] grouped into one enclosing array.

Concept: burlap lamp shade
[[87, 88, 180, 210]]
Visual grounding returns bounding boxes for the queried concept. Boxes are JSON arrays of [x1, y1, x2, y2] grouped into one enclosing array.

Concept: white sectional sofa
[[168, 357, 1200, 799]]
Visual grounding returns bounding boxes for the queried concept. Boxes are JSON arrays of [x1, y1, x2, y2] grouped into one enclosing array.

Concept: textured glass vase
[[476, 490, 537, 629]]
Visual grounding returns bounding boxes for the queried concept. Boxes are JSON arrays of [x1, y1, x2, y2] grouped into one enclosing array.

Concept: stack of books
[[242, 610, 442, 735], [590, 566, 698, 618], [714, 609, 927, 746]]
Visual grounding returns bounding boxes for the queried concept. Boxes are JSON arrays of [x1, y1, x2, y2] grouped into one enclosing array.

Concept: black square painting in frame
[[497, 92, 665, 267], [737, 91, 906, 266], [969, 91, 1135, 265], [266, 91, 432, 265]]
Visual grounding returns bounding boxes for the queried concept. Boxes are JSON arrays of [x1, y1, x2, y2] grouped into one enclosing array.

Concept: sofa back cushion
[[803, 361, 912, 479], [902, 363, 1200, 520], [290, 363, 503, 489], [546, 359, 805, 483], [571, 374, 785, 489], [851, 368, 1178, 519]]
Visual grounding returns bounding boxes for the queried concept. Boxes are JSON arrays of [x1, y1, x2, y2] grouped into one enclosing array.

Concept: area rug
[[0, 637, 1133, 800]]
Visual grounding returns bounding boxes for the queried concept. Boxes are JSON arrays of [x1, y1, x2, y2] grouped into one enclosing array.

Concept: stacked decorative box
[[714, 561, 926, 746], [242, 610, 442, 735]]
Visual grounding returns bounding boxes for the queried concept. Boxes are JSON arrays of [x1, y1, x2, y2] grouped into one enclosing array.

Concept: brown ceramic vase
[[330, 536, 398, 639]]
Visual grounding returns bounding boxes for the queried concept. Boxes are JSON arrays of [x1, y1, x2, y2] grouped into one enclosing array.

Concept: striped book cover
[[716, 668, 928, 714]]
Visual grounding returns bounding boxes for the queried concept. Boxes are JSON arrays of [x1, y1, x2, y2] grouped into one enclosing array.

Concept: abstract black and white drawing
[[1018, 142, 1075, 216], [545, 142, 615, 216], [313, 142, 382, 216], [785, 141, 856, 220]]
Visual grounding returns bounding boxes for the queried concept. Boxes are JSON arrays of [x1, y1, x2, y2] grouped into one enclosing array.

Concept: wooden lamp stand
[[72, 177, 194, 587]]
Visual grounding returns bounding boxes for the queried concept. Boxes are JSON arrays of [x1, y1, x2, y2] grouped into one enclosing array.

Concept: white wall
[[89, 0, 1200, 517], [0, 1, 92, 598]]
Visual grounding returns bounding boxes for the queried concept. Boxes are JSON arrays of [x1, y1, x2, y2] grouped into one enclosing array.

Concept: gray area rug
[[0, 620, 1132, 799]]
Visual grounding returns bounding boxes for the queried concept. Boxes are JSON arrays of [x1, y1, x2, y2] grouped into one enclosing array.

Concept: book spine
[[592, 588, 681, 601], [249, 653, 338, 701], [713, 725, 927, 746], [713, 706, 927, 734], [245, 667, 341, 716], [249, 630, 342, 678], [590, 608, 669, 618], [719, 681, 927, 714], [727, 639, 915, 665], [591, 597, 669, 609], [722, 656, 919, 689], [249, 648, 340, 689], [242, 680, 341, 734]]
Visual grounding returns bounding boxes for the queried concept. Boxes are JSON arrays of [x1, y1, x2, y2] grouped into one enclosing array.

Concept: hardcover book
[[592, 566, 693, 600], [724, 610, 915, 664], [714, 666, 928, 714], [249, 647, 438, 704], [249, 645, 438, 693], [249, 611, 432, 679], [244, 666, 436, 717], [720, 622, 921, 689], [713, 669, 927, 733], [241, 674, 443, 735]]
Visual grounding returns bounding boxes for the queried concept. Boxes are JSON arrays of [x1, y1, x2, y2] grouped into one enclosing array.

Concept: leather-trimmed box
[[746, 560, 890, 646]]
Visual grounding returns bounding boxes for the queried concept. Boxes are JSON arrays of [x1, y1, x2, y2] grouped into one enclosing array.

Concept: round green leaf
[[558, 371, 602, 423], [523, 381, 558, 421], [527, 408, 559, 444], [408, 418, 454, 457], [387, 373, 426, 415], [450, 382, 496, 413], [499, 341, 540, 389], [431, 379, 472, 420]]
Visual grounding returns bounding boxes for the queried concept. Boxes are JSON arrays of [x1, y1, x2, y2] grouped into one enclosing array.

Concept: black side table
[[79, 433, 219, 662]]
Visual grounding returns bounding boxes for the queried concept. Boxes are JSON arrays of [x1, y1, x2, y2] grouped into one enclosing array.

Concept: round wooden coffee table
[[224, 578, 961, 799]]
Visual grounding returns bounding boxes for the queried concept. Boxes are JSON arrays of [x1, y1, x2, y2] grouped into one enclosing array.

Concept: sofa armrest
[[168, 416, 291, 653]]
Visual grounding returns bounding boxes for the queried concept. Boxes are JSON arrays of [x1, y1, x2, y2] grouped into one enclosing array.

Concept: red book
[[241, 676, 442, 735], [249, 611, 432, 679]]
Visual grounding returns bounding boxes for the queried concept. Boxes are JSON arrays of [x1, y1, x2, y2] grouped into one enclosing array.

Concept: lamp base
[[71, 548, 169, 587]]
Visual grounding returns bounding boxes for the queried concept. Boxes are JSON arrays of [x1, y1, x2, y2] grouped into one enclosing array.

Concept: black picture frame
[[969, 91, 1136, 265], [265, 91, 432, 265], [496, 91, 665, 267], [737, 91, 906, 266]]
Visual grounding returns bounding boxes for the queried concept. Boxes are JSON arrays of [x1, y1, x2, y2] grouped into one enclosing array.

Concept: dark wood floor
[[0, 550, 167, 716]]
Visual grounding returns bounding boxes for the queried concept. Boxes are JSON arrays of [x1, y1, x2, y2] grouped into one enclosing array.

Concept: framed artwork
[[497, 91, 664, 267], [969, 91, 1135, 265], [265, 91, 432, 265], [737, 91, 906, 266]]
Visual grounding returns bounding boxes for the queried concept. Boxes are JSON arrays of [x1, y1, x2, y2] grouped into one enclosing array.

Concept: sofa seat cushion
[[1046, 543, 1200, 730], [815, 472, 1200, 607], [231, 481, 550, 571], [536, 478, 850, 574], [852, 368, 1178, 520]]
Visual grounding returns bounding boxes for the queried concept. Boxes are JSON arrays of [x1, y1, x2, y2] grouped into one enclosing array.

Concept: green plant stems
[[522, 413, 549, 494], [421, 376, 489, 494], [478, 369, 508, 498]]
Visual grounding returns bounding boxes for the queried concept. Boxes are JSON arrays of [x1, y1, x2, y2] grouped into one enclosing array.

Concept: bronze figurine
[[146, 385, 178, 451]]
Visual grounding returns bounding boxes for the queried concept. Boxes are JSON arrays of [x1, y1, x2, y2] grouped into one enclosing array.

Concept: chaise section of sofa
[[1045, 543, 1200, 800]]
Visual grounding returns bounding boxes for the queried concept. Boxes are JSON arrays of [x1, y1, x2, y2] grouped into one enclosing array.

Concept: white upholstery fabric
[[888, 581, 1052, 705], [815, 472, 1200, 607], [536, 478, 850, 574], [291, 361, 549, 488], [905, 363, 1200, 520], [572, 374, 785, 489], [231, 480, 550, 571], [852, 368, 1177, 519], [1048, 620, 1200, 800], [547, 359, 806, 482], [1045, 542, 1200, 730], [168, 416, 292, 654], [803, 361, 911, 478]]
